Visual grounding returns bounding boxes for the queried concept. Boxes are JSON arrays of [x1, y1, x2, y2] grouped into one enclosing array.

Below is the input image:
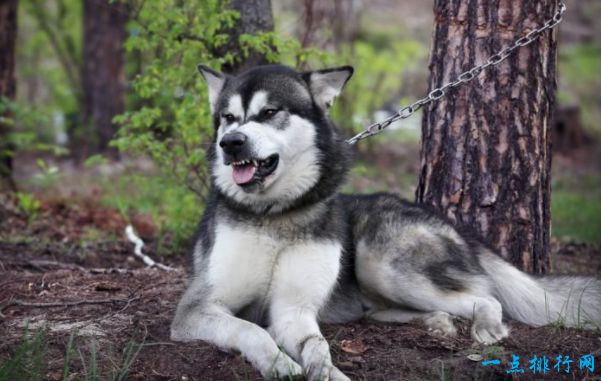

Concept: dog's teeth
[[252, 160, 258, 166]]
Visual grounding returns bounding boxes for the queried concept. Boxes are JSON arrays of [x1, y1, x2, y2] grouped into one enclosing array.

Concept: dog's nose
[[219, 132, 247, 155]]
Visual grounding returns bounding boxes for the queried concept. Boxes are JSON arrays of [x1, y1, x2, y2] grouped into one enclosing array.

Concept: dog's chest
[[206, 223, 284, 311]]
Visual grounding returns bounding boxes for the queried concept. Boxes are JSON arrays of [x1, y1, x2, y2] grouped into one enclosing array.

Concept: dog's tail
[[479, 250, 601, 328]]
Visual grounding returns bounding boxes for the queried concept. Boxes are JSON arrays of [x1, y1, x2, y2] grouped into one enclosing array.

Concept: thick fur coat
[[171, 64, 601, 381]]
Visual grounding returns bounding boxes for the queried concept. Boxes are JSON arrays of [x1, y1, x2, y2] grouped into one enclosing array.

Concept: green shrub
[[16, 192, 41, 224], [110, 1, 427, 248], [110, 1, 328, 247]]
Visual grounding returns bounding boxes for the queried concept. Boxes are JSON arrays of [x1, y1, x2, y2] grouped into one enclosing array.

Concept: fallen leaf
[[340, 338, 368, 355], [467, 354, 483, 362]]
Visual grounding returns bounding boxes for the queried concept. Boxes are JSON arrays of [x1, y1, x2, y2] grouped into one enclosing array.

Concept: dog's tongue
[[232, 163, 256, 185]]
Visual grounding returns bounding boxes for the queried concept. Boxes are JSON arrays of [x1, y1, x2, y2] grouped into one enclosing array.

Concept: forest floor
[[1, 142, 601, 381], [1, 194, 600, 381]]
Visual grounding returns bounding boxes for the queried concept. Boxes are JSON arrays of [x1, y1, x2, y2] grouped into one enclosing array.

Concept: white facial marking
[[213, 112, 321, 212], [227, 94, 244, 120], [248, 91, 269, 118], [216, 94, 244, 144]]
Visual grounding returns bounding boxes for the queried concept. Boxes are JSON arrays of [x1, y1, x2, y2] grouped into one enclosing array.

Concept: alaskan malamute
[[171, 64, 601, 380]]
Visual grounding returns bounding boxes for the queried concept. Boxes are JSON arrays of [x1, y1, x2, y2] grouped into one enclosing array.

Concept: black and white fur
[[171, 64, 601, 380]]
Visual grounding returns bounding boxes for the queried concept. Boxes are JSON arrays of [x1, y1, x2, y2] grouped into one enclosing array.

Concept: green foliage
[[16, 192, 41, 224], [0, 328, 144, 381], [0, 97, 67, 157], [239, 31, 332, 67], [330, 40, 426, 135], [99, 173, 203, 252], [31, 158, 61, 188], [111, 1, 330, 246], [558, 43, 601, 135], [109, 338, 144, 381], [61, 332, 75, 381], [551, 174, 601, 243], [109, 0, 429, 247], [17, 0, 83, 138], [0, 327, 48, 381], [80, 340, 98, 381], [113, 1, 328, 201], [83, 154, 109, 167], [112, 1, 239, 199]]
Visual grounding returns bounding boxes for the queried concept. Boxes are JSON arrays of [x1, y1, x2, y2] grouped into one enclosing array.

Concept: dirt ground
[[1, 192, 601, 381]]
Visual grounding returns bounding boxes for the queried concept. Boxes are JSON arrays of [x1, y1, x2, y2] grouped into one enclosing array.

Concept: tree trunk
[[0, 0, 17, 191], [295, 0, 361, 53], [416, 0, 558, 274], [81, 0, 128, 157], [217, 0, 274, 74]]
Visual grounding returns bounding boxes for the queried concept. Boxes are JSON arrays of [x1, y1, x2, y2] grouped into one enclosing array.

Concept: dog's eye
[[222, 113, 236, 123], [262, 108, 279, 117]]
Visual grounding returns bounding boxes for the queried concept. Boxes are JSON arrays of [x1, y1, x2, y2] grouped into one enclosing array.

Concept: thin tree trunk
[[81, 0, 128, 157], [0, 0, 17, 191], [416, 0, 558, 274], [216, 0, 274, 74]]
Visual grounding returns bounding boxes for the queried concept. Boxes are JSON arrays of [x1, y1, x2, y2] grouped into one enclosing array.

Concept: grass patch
[[558, 43, 601, 136], [551, 174, 601, 244], [0, 327, 48, 381], [0, 328, 144, 381]]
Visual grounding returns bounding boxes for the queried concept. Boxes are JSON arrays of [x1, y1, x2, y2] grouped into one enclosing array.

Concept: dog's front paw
[[424, 311, 457, 337], [300, 336, 335, 381], [471, 319, 509, 345], [262, 351, 303, 380]]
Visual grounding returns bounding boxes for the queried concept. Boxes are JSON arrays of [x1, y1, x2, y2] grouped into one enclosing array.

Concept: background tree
[[0, 0, 18, 190], [214, 0, 274, 74], [81, 0, 128, 157], [294, 0, 362, 53], [25, 0, 83, 148], [24, 0, 127, 158], [416, 0, 559, 274]]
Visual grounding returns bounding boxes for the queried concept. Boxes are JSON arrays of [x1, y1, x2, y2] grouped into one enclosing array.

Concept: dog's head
[[199, 64, 353, 214]]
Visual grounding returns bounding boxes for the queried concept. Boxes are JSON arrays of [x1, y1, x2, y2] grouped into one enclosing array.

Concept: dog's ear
[[303, 66, 354, 111], [197, 65, 226, 112]]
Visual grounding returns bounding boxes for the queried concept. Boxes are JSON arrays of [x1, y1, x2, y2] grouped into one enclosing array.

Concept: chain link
[[346, 2, 566, 145]]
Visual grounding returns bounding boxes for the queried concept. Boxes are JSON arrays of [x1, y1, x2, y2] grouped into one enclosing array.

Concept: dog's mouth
[[227, 154, 279, 187]]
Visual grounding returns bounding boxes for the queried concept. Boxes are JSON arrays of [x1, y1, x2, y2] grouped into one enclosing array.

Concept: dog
[[170, 64, 601, 380]]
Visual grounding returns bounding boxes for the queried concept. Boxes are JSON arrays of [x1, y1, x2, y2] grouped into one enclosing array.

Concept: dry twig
[[0, 296, 140, 317], [125, 225, 175, 271]]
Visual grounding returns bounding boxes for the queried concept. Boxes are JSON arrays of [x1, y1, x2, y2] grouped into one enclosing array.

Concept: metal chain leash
[[346, 2, 567, 145]]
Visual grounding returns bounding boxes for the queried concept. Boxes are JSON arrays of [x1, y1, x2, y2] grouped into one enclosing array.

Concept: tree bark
[[216, 0, 274, 74], [0, 0, 17, 190], [416, 0, 558, 274], [81, 0, 128, 157], [296, 0, 361, 52]]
